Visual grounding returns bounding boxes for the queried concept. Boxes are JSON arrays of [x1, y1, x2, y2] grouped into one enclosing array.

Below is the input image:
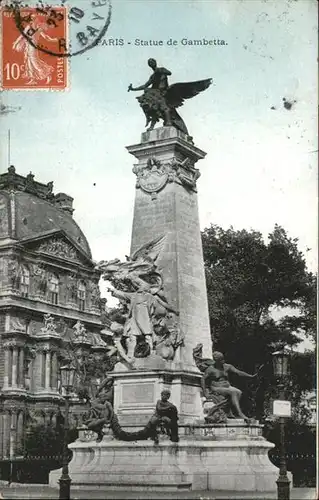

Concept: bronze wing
[[166, 79, 212, 108], [130, 234, 166, 263]]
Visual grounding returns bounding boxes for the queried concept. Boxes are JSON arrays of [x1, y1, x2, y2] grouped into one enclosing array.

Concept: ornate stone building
[[0, 167, 106, 459]]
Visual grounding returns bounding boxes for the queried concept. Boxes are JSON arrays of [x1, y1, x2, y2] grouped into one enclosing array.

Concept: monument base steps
[[49, 422, 279, 493]]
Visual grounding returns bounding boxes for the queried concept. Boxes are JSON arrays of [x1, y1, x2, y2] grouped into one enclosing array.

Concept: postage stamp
[[12, 0, 112, 58], [1, 6, 68, 90]]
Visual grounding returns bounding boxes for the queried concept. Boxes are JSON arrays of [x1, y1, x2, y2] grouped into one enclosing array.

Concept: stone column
[[2, 413, 9, 458], [10, 412, 17, 458], [26, 355, 33, 391], [39, 351, 45, 388], [19, 347, 24, 388], [51, 352, 58, 391], [45, 350, 51, 390], [3, 346, 10, 388], [127, 126, 212, 366], [16, 411, 24, 455], [112, 127, 213, 425], [11, 347, 18, 387], [33, 350, 44, 389], [8, 348, 13, 386]]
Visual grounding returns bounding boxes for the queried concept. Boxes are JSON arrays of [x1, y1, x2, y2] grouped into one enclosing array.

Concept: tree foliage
[[20, 422, 78, 483], [264, 417, 316, 486], [202, 223, 316, 420], [58, 338, 115, 401], [24, 423, 64, 459]]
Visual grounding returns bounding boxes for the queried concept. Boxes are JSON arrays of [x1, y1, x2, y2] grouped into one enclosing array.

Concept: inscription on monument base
[[114, 376, 162, 427], [121, 382, 155, 406]]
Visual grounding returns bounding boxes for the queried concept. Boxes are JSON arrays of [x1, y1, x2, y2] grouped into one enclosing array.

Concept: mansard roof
[[0, 166, 92, 260]]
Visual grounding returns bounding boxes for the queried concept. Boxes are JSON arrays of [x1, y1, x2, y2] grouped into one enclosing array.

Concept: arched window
[[20, 267, 30, 297], [48, 275, 59, 304], [77, 282, 86, 311]]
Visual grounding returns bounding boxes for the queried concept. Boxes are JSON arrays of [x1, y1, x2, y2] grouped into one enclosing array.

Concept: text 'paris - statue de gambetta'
[[128, 58, 212, 137]]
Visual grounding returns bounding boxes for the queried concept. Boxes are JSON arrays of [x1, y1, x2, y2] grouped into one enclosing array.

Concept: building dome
[[0, 166, 92, 259]]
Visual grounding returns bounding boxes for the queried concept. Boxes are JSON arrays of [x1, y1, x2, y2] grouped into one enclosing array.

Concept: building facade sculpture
[[0, 167, 107, 460]]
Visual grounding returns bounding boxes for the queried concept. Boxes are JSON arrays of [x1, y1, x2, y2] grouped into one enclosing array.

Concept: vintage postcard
[[0, 0, 317, 496]]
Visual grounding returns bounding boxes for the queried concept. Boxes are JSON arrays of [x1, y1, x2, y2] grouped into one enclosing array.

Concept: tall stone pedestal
[[127, 127, 212, 367], [116, 127, 213, 425], [48, 128, 281, 494], [112, 361, 203, 427], [49, 422, 279, 493]]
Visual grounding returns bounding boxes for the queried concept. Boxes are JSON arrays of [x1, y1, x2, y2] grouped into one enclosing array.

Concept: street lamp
[[272, 349, 291, 500], [59, 364, 76, 500]]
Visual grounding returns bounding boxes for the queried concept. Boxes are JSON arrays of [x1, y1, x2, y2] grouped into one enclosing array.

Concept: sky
[[1, 0, 318, 284]]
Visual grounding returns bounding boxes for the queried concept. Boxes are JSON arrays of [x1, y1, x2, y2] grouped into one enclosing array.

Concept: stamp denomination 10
[[11, 0, 112, 57]]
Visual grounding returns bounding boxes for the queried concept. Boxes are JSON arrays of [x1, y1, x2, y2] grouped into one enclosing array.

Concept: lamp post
[[59, 364, 76, 500], [272, 349, 291, 500]]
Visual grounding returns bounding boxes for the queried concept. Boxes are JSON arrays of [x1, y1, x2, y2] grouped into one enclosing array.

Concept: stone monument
[[99, 124, 213, 429], [50, 60, 278, 493], [93, 62, 214, 428]]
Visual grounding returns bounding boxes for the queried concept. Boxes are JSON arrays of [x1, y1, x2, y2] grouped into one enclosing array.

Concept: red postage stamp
[[1, 6, 68, 90]]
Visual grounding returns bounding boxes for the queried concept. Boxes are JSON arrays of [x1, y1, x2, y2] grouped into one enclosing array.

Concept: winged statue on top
[[96, 235, 183, 364], [128, 58, 212, 136]]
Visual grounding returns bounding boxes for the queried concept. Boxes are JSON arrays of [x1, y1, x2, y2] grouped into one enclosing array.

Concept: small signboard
[[273, 400, 292, 417]]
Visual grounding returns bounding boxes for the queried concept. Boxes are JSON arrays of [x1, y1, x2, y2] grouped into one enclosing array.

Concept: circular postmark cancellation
[[8, 0, 112, 57]]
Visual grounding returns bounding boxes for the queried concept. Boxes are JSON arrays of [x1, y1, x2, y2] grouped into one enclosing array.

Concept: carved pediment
[[28, 235, 87, 264]]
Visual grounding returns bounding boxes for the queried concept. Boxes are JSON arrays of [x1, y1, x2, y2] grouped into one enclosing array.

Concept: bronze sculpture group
[[193, 344, 263, 423], [80, 344, 263, 445], [80, 61, 263, 442], [84, 387, 179, 445], [128, 58, 212, 136], [96, 235, 184, 367]]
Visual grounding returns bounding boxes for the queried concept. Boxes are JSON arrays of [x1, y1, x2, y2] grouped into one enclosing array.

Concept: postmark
[[11, 0, 112, 57], [1, 5, 68, 89]]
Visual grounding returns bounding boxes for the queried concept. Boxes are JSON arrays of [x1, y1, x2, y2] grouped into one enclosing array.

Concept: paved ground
[[0, 483, 317, 500]]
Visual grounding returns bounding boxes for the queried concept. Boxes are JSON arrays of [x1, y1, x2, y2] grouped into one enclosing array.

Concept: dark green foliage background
[[202, 223, 316, 482]]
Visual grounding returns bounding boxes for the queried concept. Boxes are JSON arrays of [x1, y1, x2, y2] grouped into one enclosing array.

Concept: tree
[[57, 313, 119, 401], [201, 224, 316, 420], [59, 338, 115, 401], [18, 421, 79, 484], [263, 415, 316, 487]]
